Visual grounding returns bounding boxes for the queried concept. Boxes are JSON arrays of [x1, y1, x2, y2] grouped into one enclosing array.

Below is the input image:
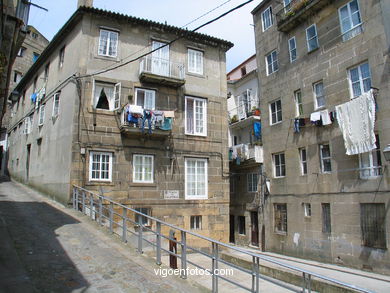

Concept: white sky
[[28, 0, 261, 72]]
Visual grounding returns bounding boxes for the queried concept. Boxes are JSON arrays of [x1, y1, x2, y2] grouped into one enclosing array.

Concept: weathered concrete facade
[[7, 6, 232, 243], [252, 0, 390, 274]]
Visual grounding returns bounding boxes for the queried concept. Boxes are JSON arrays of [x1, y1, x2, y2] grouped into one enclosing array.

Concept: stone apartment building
[[7, 2, 233, 242], [227, 55, 264, 247], [252, 0, 390, 273]]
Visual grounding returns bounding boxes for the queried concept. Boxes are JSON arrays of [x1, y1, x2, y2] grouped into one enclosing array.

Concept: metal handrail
[[72, 185, 374, 293]]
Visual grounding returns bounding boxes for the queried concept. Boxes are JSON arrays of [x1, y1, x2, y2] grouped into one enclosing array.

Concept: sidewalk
[[221, 246, 390, 293]]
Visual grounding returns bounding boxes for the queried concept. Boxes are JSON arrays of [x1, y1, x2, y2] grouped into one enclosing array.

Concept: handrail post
[[109, 202, 113, 233], [82, 191, 86, 214], [122, 207, 127, 243], [75, 188, 79, 210], [138, 222, 143, 254], [307, 274, 311, 293], [156, 222, 161, 265], [252, 256, 259, 293], [181, 231, 187, 279], [72, 187, 76, 209], [90, 194, 94, 220], [98, 197, 103, 226], [212, 242, 219, 293]]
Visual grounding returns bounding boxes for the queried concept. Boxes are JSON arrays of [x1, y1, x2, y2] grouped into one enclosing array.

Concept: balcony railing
[[230, 144, 263, 164], [276, 0, 335, 32], [139, 56, 185, 87]]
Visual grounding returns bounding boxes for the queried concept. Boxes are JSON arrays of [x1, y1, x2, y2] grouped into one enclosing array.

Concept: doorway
[[26, 144, 31, 181], [251, 211, 259, 247], [229, 215, 235, 243]]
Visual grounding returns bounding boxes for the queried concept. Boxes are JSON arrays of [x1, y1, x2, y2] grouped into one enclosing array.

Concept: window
[[294, 90, 303, 117], [261, 6, 273, 31], [266, 50, 278, 75], [274, 204, 287, 233], [17, 46, 26, 57], [93, 81, 121, 110], [52, 92, 60, 117], [133, 154, 154, 183], [135, 88, 155, 110], [188, 49, 203, 75], [59, 46, 65, 68], [44, 63, 50, 82], [306, 24, 319, 52], [273, 153, 286, 178], [135, 207, 151, 226], [190, 215, 202, 230], [185, 158, 208, 200], [33, 52, 40, 62], [288, 37, 297, 62], [238, 216, 246, 235], [360, 203, 386, 249], [313, 81, 325, 109], [38, 104, 45, 126], [89, 151, 113, 181], [13, 71, 22, 83], [283, 0, 292, 11], [185, 96, 207, 136], [360, 135, 382, 178], [31, 32, 38, 39], [322, 203, 331, 233], [303, 203, 311, 217], [269, 99, 282, 125], [299, 148, 307, 175], [33, 77, 38, 93], [247, 173, 259, 192], [339, 0, 362, 41], [24, 116, 32, 134], [98, 29, 118, 57], [320, 144, 332, 173], [349, 62, 371, 98], [240, 66, 247, 77]]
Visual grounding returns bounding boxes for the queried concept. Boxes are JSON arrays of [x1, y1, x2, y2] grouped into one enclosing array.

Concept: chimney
[[78, 0, 93, 8]]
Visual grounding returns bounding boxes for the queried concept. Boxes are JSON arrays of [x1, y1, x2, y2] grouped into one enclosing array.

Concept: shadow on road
[[0, 200, 90, 292]]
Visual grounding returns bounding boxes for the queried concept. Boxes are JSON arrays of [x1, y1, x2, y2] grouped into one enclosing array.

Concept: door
[[229, 215, 235, 243], [26, 144, 31, 181], [152, 41, 169, 76], [251, 211, 259, 247]]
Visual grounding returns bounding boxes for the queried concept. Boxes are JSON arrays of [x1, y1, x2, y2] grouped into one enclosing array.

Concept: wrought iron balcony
[[139, 56, 185, 87], [276, 0, 335, 32]]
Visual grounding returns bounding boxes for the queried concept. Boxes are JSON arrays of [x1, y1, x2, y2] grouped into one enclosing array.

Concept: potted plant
[[252, 106, 261, 116], [230, 115, 238, 123]]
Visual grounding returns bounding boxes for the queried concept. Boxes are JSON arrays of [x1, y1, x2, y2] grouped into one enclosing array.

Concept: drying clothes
[[329, 111, 336, 122], [128, 104, 143, 115], [253, 121, 261, 139], [310, 111, 321, 123], [164, 111, 175, 118], [293, 118, 300, 133], [30, 93, 37, 103], [153, 110, 165, 124], [159, 117, 173, 131], [336, 90, 376, 155], [320, 109, 332, 125], [299, 118, 306, 127], [141, 110, 153, 134], [127, 114, 139, 124]]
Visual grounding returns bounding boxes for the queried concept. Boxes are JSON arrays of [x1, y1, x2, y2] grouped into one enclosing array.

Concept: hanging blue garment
[[293, 118, 300, 133], [159, 117, 173, 131], [254, 121, 261, 139], [127, 114, 139, 124], [142, 110, 152, 134], [30, 93, 37, 103]]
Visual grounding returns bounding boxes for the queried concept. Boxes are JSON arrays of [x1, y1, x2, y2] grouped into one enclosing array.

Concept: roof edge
[[251, 0, 273, 15]]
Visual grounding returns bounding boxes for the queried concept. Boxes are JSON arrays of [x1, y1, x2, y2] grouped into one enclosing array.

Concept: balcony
[[276, 0, 335, 32], [119, 105, 173, 139], [139, 56, 185, 88], [230, 144, 263, 164]]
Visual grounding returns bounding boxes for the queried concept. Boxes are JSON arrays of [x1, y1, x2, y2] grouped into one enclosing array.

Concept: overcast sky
[[28, 0, 261, 72]]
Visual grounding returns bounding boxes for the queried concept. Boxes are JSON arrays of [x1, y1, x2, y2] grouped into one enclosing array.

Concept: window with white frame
[[247, 173, 259, 192], [52, 92, 60, 117], [266, 50, 278, 75], [303, 203, 311, 217], [320, 144, 332, 173], [283, 0, 292, 11], [190, 215, 202, 230], [135, 88, 155, 110], [339, 0, 362, 41], [38, 104, 45, 126], [13, 71, 22, 83], [17, 46, 26, 57], [270, 99, 282, 125], [299, 147, 308, 175], [98, 29, 118, 57], [261, 6, 273, 31], [294, 90, 303, 117], [360, 135, 382, 178], [133, 154, 154, 183], [89, 151, 112, 181], [188, 48, 203, 75], [349, 62, 371, 98], [274, 203, 287, 233], [273, 153, 286, 178], [24, 116, 32, 134], [93, 81, 121, 111], [288, 37, 297, 62], [185, 158, 208, 200], [185, 96, 207, 136], [44, 63, 50, 82], [59, 46, 65, 68], [313, 81, 325, 109], [306, 24, 319, 52]]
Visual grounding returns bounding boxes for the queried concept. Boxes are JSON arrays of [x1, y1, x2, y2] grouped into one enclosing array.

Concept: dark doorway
[[26, 144, 31, 181], [261, 224, 265, 251], [251, 211, 259, 247], [229, 215, 235, 243]]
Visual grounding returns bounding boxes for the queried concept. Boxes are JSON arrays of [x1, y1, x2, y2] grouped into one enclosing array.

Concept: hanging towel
[[164, 111, 175, 118], [320, 109, 332, 125], [310, 111, 321, 123], [159, 117, 173, 131], [336, 90, 376, 155], [129, 105, 143, 115], [253, 121, 261, 138]]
